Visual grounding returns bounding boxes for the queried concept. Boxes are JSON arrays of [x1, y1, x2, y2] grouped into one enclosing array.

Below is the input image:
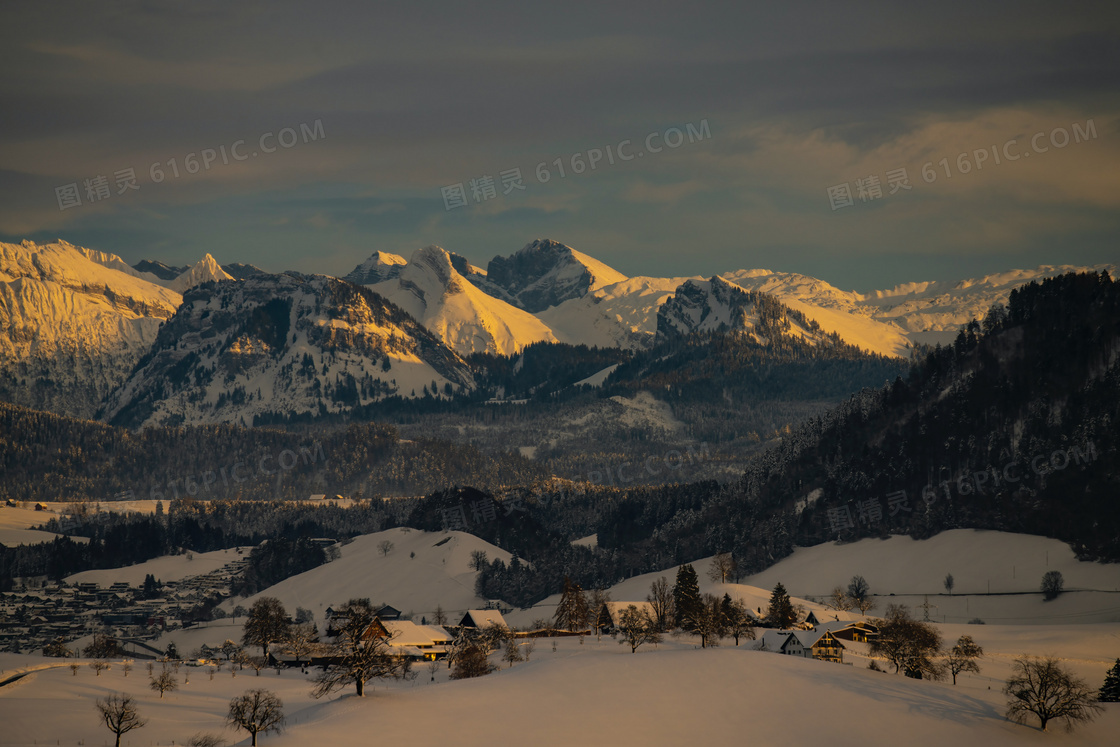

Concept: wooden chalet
[[814, 619, 879, 643], [757, 629, 846, 663]]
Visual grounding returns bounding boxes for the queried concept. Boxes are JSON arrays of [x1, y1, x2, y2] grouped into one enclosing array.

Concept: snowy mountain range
[[2, 236, 1113, 425], [99, 272, 475, 428]]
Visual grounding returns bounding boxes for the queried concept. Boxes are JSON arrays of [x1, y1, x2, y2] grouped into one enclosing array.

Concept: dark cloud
[[1, 0, 1117, 288]]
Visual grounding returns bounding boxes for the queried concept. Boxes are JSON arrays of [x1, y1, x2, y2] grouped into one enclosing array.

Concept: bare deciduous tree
[[469, 550, 488, 571], [246, 654, 268, 676], [869, 605, 944, 679], [724, 598, 756, 646], [311, 598, 407, 697], [707, 552, 738, 584], [241, 597, 291, 658], [227, 689, 285, 746], [283, 622, 318, 668], [377, 540, 394, 557], [618, 605, 662, 653], [646, 576, 674, 632], [1004, 656, 1102, 732], [95, 693, 146, 747], [89, 659, 110, 676], [829, 586, 853, 611], [502, 638, 523, 667], [945, 635, 984, 685], [1041, 571, 1065, 601], [847, 576, 875, 615], [149, 667, 178, 699]]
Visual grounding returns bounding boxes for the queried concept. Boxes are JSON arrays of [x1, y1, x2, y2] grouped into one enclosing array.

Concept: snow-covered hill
[[99, 272, 475, 428], [228, 528, 513, 623], [369, 246, 557, 355], [0, 240, 183, 418], [744, 529, 1120, 624]]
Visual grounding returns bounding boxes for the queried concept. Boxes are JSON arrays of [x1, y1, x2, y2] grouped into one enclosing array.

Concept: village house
[[457, 609, 508, 629], [756, 629, 846, 663], [812, 619, 879, 643], [377, 619, 453, 660]]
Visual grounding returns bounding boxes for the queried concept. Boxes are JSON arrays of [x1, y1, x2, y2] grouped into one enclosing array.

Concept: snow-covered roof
[[460, 609, 508, 628], [816, 620, 877, 634], [382, 619, 453, 647], [756, 630, 792, 652]]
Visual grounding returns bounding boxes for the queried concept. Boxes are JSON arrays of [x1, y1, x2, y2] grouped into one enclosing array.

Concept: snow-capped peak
[[370, 245, 557, 356], [166, 253, 234, 293]]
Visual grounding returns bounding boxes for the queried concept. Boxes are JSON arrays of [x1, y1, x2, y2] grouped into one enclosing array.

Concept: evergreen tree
[[553, 577, 590, 632], [1100, 658, 1120, 702], [765, 582, 797, 629], [672, 564, 702, 631]]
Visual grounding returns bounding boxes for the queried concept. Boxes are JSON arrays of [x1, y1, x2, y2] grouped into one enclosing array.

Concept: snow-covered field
[[0, 503, 87, 546], [3, 629, 1118, 746], [66, 547, 254, 587], [5, 528, 1120, 745], [744, 529, 1120, 624]]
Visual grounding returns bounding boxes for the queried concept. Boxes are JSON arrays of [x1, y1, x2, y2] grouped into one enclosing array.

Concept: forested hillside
[[591, 271, 1120, 572], [0, 404, 548, 503]]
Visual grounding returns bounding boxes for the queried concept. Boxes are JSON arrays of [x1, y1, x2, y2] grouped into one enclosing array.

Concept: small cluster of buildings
[[0, 553, 252, 655], [277, 607, 513, 665]]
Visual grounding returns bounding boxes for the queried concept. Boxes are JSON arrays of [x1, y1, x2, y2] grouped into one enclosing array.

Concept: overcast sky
[[1, 1, 1117, 290]]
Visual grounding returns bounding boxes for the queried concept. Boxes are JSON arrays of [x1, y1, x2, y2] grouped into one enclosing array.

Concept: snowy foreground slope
[[4, 632, 1118, 746], [5, 527, 1120, 745]]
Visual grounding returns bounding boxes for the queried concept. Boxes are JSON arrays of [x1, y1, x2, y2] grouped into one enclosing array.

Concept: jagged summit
[[482, 238, 629, 313], [656, 275, 839, 348], [344, 250, 408, 285], [133, 259, 188, 281]]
